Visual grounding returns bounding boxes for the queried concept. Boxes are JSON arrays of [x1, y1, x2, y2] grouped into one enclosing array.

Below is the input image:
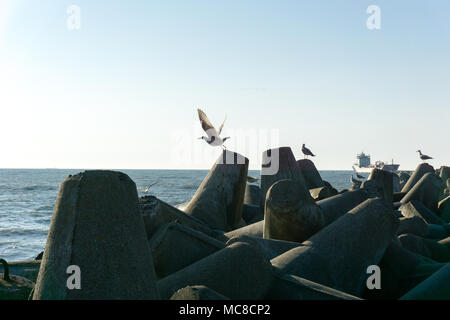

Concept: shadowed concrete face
[[244, 184, 260, 206], [397, 216, 428, 238], [184, 150, 249, 231], [400, 263, 450, 300], [368, 169, 394, 204], [242, 204, 262, 225], [363, 240, 444, 300], [271, 198, 398, 297], [149, 222, 225, 279], [157, 241, 274, 300], [264, 179, 324, 243], [140, 196, 217, 239], [32, 171, 160, 300], [6, 260, 41, 283], [260, 147, 310, 212], [438, 196, 450, 223], [400, 200, 447, 225], [170, 285, 230, 300], [398, 234, 450, 262], [401, 163, 435, 194], [264, 273, 361, 300], [296, 159, 324, 190], [401, 173, 444, 213]]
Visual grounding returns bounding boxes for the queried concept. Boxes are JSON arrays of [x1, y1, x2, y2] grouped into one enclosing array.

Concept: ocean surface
[[0, 169, 355, 261]]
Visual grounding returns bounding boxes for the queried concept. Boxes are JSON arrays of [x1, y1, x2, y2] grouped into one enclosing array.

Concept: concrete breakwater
[[1, 149, 450, 300]]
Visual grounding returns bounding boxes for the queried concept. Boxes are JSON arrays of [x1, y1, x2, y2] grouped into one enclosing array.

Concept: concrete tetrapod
[[271, 198, 398, 296], [157, 241, 273, 300], [264, 179, 324, 242], [184, 150, 249, 231], [400, 173, 444, 213], [6, 260, 41, 283], [149, 222, 225, 279], [398, 234, 450, 262], [296, 159, 325, 190], [244, 184, 260, 206], [170, 285, 230, 300], [32, 171, 160, 300], [400, 200, 447, 226], [363, 240, 444, 299], [222, 220, 264, 241], [226, 235, 302, 260], [260, 147, 310, 213], [264, 179, 370, 243], [367, 168, 394, 204], [400, 263, 450, 300], [140, 196, 218, 239], [401, 163, 435, 194]]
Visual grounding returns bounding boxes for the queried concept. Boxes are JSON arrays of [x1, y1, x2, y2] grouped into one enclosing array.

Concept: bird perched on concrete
[[352, 166, 365, 179], [417, 150, 433, 161], [301, 144, 315, 158], [350, 174, 362, 185], [197, 109, 229, 149]]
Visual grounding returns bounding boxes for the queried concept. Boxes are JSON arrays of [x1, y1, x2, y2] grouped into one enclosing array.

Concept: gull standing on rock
[[301, 144, 315, 158], [417, 150, 433, 162], [197, 109, 230, 149]]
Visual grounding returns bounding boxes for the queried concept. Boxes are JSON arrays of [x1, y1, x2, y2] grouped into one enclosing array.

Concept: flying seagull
[[417, 150, 433, 161], [197, 109, 229, 149], [352, 166, 365, 179], [301, 144, 315, 158], [143, 181, 158, 194], [247, 176, 259, 183]]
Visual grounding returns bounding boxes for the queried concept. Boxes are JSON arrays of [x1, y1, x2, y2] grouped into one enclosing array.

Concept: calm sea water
[[0, 169, 354, 261]]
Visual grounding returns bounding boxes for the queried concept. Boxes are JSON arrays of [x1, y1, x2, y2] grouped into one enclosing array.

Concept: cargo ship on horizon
[[353, 152, 400, 173]]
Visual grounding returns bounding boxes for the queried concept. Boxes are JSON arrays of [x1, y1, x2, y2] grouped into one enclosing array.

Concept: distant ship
[[353, 152, 400, 173]]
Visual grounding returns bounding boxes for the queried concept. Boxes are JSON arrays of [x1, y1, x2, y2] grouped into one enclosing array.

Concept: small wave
[[23, 185, 57, 191]]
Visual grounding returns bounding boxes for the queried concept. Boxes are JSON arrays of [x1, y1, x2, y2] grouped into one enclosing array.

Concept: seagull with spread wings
[[197, 109, 230, 149]]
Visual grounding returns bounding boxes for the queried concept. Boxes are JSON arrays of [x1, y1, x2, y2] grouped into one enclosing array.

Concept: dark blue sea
[[0, 169, 354, 261]]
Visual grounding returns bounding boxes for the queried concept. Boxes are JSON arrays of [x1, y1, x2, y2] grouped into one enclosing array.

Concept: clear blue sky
[[0, 0, 449, 170]]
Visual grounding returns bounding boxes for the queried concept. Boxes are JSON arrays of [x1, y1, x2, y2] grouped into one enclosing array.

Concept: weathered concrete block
[[244, 184, 260, 206], [398, 234, 450, 262], [400, 263, 450, 300], [438, 196, 450, 223], [260, 147, 310, 212], [400, 173, 444, 213], [32, 171, 160, 300], [393, 173, 401, 193], [401, 163, 435, 194], [226, 235, 302, 260], [400, 200, 447, 225], [367, 169, 394, 204], [399, 171, 411, 190], [170, 285, 230, 300], [1, 259, 35, 300], [157, 242, 274, 300], [264, 179, 323, 242], [296, 159, 324, 189], [140, 196, 217, 239], [323, 181, 338, 196], [149, 222, 225, 279], [271, 198, 398, 296], [439, 237, 450, 249], [397, 216, 428, 237], [264, 272, 361, 300], [184, 150, 249, 231], [363, 240, 444, 299], [222, 220, 264, 241]]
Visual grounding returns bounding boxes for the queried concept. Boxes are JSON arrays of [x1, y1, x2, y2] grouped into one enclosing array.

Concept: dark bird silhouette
[[417, 150, 433, 161], [301, 144, 315, 158], [197, 109, 229, 149], [352, 166, 365, 179]]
